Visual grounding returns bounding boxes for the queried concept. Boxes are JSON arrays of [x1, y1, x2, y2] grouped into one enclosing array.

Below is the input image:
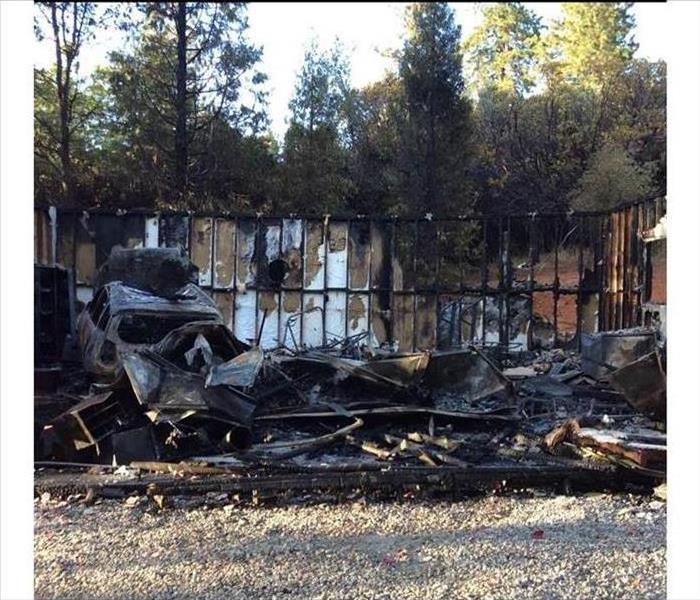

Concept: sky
[[34, 2, 668, 142]]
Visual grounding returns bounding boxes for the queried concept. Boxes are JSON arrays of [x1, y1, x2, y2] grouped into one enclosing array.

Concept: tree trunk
[[50, 3, 73, 206], [174, 2, 188, 200]]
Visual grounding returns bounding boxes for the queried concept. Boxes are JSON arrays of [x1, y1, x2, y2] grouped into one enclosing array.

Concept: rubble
[[580, 329, 657, 380], [609, 351, 666, 419], [36, 245, 667, 498]]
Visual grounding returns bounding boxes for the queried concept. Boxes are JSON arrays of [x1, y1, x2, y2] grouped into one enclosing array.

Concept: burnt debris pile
[[36, 248, 666, 495]]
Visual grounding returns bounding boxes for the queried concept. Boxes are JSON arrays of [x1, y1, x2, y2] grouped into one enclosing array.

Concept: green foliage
[[288, 39, 351, 134], [464, 2, 542, 95], [569, 143, 654, 211], [346, 76, 405, 214], [34, 2, 107, 206], [278, 40, 355, 213], [398, 2, 474, 215], [468, 1, 664, 214], [104, 2, 268, 208], [34, 1, 664, 216], [543, 2, 638, 91]]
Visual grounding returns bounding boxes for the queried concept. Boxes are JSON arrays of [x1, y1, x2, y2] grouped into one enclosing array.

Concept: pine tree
[[398, 2, 473, 215], [464, 2, 542, 96]]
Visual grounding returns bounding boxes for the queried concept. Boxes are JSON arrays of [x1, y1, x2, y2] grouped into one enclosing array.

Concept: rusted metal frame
[[52, 208, 652, 349], [344, 219, 351, 339], [501, 216, 512, 347], [625, 207, 632, 327], [637, 203, 645, 304], [592, 214, 602, 301], [431, 221, 440, 351], [35, 209, 45, 263], [456, 222, 465, 346], [636, 202, 645, 321], [389, 218, 397, 347], [298, 218, 306, 347], [253, 216, 262, 343], [618, 209, 628, 329], [51, 266, 59, 354], [210, 215, 217, 299], [320, 216, 330, 346], [276, 218, 284, 347], [601, 213, 615, 331], [630, 205, 641, 326], [70, 211, 78, 285], [496, 217, 504, 346], [412, 219, 419, 352], [620, 208, 629, 328], [623, 208, 632, 328], [480, 218, 489, 345], [607, 213, 615, 331], [616, 209, 625, 330], [526, 215, 536, 351], [232, 217, 239, 331], [367, 217, 375, 346], [601, 213, 611, 331], [53, 196, 661, 221], [617, 209, 625, 329], [647, 200, 658, 302], [606, 212, 615, 331], [575, 215, 585, 351], [253, 284, 523, 294], [642, 202, 652, 302], [552, 216, 560, 345]]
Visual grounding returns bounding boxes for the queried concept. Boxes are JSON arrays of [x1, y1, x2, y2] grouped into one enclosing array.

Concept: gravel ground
[[34, 492, 665, 600]]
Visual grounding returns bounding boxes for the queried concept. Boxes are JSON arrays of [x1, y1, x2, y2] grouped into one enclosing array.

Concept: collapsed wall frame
[[34, 197, 666, 352]]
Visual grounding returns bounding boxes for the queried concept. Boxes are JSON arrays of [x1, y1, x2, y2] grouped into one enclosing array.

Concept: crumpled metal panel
[[153, 321, 249, 361], [609, 351, 666, 418], [121, 351, 256, 426], [423, 348, 512, 403], [289, 351, 429, 390], [41, 391, 130, 457], [581, 330, 657, 380], [206, 347, 263, 389]]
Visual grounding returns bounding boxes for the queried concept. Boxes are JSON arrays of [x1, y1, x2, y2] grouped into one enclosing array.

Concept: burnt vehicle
[[77, 247, 223, 379], [77, 282, 223, 379]]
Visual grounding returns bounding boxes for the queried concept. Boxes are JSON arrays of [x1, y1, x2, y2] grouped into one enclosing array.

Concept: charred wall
[[34, 198, 665, 351]]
